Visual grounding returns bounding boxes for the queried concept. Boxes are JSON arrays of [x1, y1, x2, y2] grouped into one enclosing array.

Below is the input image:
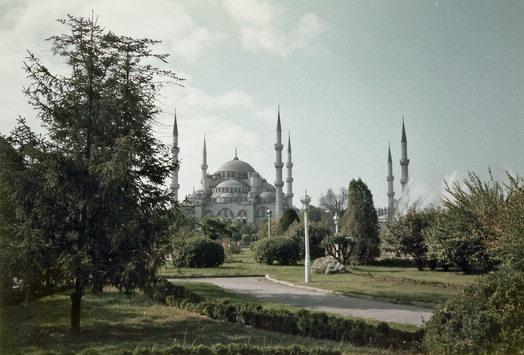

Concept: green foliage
[[384, 206, 439, 271], [423, 268, 524, 354], [149, 280, 423, 351], [320, 233, 357, 265], [277, 208, 300, 235], [255, 218, 280, 240], [428, 172, 504, 274], [301, 205, 323, 223], [251, 237, 300, 265], [0, 16, 182, 330], [497, 174, 524, 271], [285, 221, 332, 260], [177, 237, 225, 268], [198, 215, 238, 241], [341, 179, 381, 264]]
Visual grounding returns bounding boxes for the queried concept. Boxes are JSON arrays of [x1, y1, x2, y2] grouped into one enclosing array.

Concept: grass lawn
[[1, 289, 418, 355], [159, 248, 478, 305]]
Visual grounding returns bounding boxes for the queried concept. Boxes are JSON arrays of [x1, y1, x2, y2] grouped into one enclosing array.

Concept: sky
[[1, 0, 523, 211]]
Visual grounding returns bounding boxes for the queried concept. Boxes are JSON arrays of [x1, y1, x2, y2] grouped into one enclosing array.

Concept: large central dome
[[215, 156, 255, 173]]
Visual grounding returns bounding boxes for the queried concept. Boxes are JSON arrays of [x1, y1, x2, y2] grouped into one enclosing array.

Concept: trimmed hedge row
[[144, 279, 424, 351], [50, 343, 341, 355]]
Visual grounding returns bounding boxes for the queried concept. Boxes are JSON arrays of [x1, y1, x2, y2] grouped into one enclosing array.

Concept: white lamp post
[[333, 212, 340, 258], [300, 191, 311, 283], [266, 209, 272, 238]]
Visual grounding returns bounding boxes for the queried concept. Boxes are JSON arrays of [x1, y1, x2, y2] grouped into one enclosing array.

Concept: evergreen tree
[[277, 207, 300, 235], [0, 15, 182, 332], [341, 178, 380, 264]]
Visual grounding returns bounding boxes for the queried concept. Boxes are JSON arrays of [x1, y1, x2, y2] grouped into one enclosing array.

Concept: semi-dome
[[215, 156, 255, 173], [216, 179, 246, 188], [259, 191, 275, 199]]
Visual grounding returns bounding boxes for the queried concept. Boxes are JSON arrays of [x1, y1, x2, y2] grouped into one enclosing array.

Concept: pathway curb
[[162, 273, 437, 309], [264, 274, 437, 309]]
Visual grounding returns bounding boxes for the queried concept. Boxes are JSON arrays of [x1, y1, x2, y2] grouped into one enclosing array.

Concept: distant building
[[171, 109, 293, 224]]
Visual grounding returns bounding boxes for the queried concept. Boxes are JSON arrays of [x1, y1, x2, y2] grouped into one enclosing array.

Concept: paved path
[[169, 277, 432, 327]]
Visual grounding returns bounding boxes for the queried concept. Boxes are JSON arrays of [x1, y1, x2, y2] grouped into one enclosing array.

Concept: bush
[[285, 221, 332, 260], [179, 237, 225, 268], [252, 237, 300, 265], [312, 257, 346, 274], [145, 279, 423, 351], [277, 208, 300, 235], [74, 344, 342, 355], [423, 268, 524, 354]]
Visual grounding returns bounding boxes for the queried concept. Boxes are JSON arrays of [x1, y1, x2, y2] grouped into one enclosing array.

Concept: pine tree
[[341, 178, 380, 264], [0, 15, 183, 332]]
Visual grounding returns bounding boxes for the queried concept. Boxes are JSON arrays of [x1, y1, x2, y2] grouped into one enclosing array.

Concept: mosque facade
[[171, 110, 293, 224]]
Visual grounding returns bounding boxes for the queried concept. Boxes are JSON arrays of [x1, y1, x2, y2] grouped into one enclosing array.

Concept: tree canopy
[[341, 178, 380, 264], [0, 15, 183, 332]]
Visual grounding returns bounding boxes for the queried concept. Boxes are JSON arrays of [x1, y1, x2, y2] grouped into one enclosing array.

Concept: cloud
[[222, 0, 322, 58], [255, 108, 277, 122], [171, 86, 257, 112], [222, 0, 278, 26]]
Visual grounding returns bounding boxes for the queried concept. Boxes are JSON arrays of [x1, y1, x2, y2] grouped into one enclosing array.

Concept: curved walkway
[[169, 276, 433, 327]]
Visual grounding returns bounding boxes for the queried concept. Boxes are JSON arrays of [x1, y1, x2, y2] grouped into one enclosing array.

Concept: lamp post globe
[[300, 191, 311, 283]]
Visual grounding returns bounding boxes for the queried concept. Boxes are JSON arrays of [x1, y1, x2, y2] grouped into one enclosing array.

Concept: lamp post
[[333, 212, 340, 258], [266, 209, 272, 238], [300, 191, 311, 283]]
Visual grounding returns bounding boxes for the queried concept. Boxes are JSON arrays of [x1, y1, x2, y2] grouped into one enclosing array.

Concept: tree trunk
[[70, 279, 83, 332]]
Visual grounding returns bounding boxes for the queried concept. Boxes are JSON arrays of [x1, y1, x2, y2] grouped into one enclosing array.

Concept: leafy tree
[[318, 187, 347, 217], [320, 233, 357, 265], [300, 204, 323, 223], [432, 172, 504, 274], [384, 206, 438, 271], [0, 15, 182, 332], [168, 213, 199, 274], [496, 173, 524, 271], [198, 216, 236, 241], [341, 178, 380, 264], [277, 208, 300, 235], [285, 221, 331, 260], [423, 268, 524, 354], [256, 218, 279, 240]]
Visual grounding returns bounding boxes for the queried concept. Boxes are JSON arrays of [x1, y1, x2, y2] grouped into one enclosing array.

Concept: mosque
[[170, 109, 293, 224], [171, 110, 410, 225]]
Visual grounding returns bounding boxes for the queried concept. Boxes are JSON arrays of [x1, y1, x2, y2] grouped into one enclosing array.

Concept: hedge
[[143, 279, 424, 351], [252, 237, 300, 265], [423, 268, 524, 354], [41, 343, 341, 355]]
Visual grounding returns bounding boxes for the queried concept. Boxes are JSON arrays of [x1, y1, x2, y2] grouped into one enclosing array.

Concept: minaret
[[201, 135, 208, 190], [387, 143, 395, 220], [274, 108, 284, 218], [399, 118, 410, 195], [285, 132, 294, 207], [170, 113, 180, 202]]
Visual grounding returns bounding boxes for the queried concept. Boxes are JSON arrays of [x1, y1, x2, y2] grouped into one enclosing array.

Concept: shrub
[[423, 268, 524, 354], [179, 237, 225, 268], [145, 279, 423, 351], [312, 257, 346, 274], [285, 221, 332, 260], [252, 237, 300, 265], [277, 208, 300, 235]]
